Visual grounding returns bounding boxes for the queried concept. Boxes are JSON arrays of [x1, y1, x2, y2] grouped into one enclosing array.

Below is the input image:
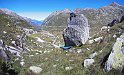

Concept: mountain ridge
[[42, 2, 124, 36]]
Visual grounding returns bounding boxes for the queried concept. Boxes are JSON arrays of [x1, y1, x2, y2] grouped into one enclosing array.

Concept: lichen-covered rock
[[104, 33, 124, 72], [63, 13, 89, 46]]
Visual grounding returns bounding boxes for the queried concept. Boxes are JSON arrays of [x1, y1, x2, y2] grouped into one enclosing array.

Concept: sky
[[0, 0, 124, 20]]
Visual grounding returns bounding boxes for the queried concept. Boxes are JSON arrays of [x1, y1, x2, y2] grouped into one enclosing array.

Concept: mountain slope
[[42, 2, 124, 36], [42, 9, 71, 31], [0, 9, 37, 74]]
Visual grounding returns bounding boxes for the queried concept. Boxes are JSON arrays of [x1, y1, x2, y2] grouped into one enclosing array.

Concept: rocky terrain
[[0, 2, 124, 75]]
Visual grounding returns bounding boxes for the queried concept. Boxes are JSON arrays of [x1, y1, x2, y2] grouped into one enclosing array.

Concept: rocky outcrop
[[0, 40, 9, 60], [108, 19, 120, 27], [104, 33, 124, 72], [63, 13, 89, 46], [120, 15, 124, 23]]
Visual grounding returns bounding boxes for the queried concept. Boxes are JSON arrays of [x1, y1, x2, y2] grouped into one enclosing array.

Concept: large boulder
[[63, 13, 89, 46], [104, 33, 124, 72]]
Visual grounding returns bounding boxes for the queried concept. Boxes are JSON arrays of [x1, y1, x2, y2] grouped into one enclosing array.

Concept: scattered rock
[[29, 66, 42, 74], [29, 55, 34, 57], [84, 59, 95, 68], [11, 41, 16, 46], [88, 40, 94, 44], [20, 62, 25, 66], [77, 49, 82, 53], [23, 28, 35, 35], [35, 53, 39, 55], [89, 52, 97, 58], [87, 48, 90, 50], [36, 37, 45, 43], [7, 46, 21, 57], [65, 66, 73, 71], [101, 26, 107, 31], [113, 34, 117, 38], [3, 31, 7, 34], [52, 44, 60, 48], [94, 37, 103, 42], [53, 65, 57, 68]]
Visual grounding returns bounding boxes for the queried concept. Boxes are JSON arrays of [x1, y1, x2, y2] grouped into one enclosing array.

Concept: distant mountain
[[42, 8, 71, 31], [24, 17, 43, 26], [42, 2, 124, 35], [0, 8, 25, 20], [0, 8, 42, 27]]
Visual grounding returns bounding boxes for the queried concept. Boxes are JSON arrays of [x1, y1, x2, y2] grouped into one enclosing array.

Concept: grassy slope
[[0, 13, 34, 74], [19, 20, 124, 75]]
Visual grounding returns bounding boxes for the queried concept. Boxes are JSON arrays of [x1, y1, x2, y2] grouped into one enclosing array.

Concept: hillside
[[18, 17, 124, 75], [0, 8, 37, 75]]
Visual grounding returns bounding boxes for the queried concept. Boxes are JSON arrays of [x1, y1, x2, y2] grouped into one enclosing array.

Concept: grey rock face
[[63, 13, 89, 46], [108, 19, 120, 27], [120, 15, 124, 23], [0, 40, 8, 60]]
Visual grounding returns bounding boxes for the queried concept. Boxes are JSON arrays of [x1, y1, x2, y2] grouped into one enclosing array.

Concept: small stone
[[99, 50, 103, 53], [88, 40, 94, 44], [94, 37, 103, 42], [77, 49, 82, 53], [35, 53, 39, 55], [39, 51, 42, 53], [29, 66, 42, 74], [89, 52, 97, 58], [113, 34, 117, 38], [15, 58, 19, 61], [84, 59, 94, 68], [11, 41, 16, 46], [45, 58, 48, 60], [3, 31, 7, 34], [53, 65, 57, 67], [20, 62, 25, 66], [29, 55, 34, 57], [65, 66, 73, 71], [87, 48, 90, 50]]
